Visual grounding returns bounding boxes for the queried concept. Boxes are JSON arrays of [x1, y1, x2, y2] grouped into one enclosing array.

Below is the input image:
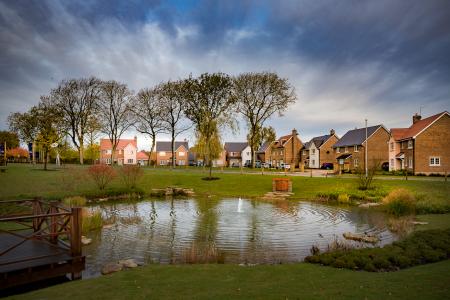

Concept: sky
[[1, 0, 449, 150]]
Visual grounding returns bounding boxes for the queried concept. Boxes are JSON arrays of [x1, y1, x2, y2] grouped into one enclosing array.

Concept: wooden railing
[[0, 198, 82, 278]]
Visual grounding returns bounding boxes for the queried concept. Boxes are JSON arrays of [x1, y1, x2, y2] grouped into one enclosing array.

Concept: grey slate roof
[[311, 134, 332, 148], [224, 142, 248, 152], [333, 125, 382, 148], [257, 141, 271, 153], [156, 141, 189, 152]]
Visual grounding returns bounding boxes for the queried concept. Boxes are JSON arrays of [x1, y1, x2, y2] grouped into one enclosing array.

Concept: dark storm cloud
[[0, 0, 449, 145]]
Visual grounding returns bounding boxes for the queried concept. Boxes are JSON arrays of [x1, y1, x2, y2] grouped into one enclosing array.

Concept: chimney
[[330, 129, 335, 136], [292, 128, 298, 136], [413, 113, 422, 124]]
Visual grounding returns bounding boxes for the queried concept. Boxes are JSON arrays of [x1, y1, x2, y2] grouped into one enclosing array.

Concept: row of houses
[[99, 111, 449, 175]]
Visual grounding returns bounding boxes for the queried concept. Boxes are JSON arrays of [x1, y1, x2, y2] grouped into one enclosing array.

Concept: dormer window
[[407, 140, 413, 149]]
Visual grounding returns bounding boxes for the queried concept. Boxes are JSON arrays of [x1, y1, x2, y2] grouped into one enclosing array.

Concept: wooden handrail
[[0, 212, 71, 222]]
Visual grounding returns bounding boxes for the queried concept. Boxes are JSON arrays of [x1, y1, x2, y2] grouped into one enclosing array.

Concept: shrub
[[63, 196, 87, 207], [87, 164, 117, 190], [82, 209, 104, 233], [337, 193, 350, 204], [119, 165, 144, 189], [305, 229, 450, 272], [383, 188, 416, 216]]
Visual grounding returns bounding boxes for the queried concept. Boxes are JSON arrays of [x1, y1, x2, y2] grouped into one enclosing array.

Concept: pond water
[[82, 198, 397, 278]]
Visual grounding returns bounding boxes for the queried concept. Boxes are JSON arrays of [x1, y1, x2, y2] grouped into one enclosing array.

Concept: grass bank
[[0, 164, 449, 213], [6, 260, 450, 300]]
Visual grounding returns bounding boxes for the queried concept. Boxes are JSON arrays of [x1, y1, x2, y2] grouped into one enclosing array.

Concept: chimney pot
[[413, 113, 422, 124], [330, 129, 335, 136]]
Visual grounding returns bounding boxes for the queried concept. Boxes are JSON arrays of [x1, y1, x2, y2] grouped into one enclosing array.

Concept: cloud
[[0, 0, 449, 149]]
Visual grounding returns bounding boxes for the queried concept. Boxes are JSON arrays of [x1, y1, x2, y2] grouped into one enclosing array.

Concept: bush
[[305, 229, 450, 272], [87, 164, 117, 190], [383, 188, 416, 216], [119, 165, 144, 189], [63, 196, 87, 207], [337, 193, 350, 204]]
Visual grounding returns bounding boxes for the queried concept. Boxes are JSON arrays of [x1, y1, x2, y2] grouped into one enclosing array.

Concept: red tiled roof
[[392, 111, 448, 141], [390, 128, 409, 140], [100, 138, 137, 150], [136, 151, 149, 160]]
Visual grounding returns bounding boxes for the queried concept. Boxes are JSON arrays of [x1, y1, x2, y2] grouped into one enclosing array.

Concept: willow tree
[[97, 80, 133, 164], [8, 110, 39, 163], [233, 72, 296, 168], [183, 73, 236, 178], [130, 88, 166, 166], [50, 77, 101, 164]]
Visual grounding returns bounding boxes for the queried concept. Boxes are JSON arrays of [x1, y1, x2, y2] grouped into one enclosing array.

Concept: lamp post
[[365, 119, 368, 178]]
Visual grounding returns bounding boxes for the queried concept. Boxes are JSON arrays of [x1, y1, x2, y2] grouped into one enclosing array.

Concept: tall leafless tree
[[130, 88, 166, 166], [233, 72, 296, 168], [97, 80, 133, 165], [158, 81, 190, 168], [50, 77, 101, 164]]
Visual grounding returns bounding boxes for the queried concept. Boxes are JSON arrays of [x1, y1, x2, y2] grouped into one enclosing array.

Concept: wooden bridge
[[0, 199, 85, 290]]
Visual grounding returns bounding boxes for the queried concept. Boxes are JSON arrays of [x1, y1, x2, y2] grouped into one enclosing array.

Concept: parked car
[[321, 163, 334, 170], [381, 162, 389, 171], [255, 160, 262, 168]]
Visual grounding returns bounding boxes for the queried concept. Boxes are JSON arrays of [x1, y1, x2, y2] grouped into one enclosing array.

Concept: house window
[[408, 157, 413, 168], [430, 157, 441, 166], [130, 150, 134, 155], [160, 160, 166, 165], [159, 151, 166, 156], [407, 140, 413, 149], [302, 150, 306, 156], [106, 149, 112, 154], [311, 149, 315, 154], [312, 159, 315, 165], [354, 145, 358, 152], [178, 160, 185, 166], [118, 149, 122, 154], [127, 159, 133, 164], [106, 158, 111, 164], [354, 158, 359, 167], [345, 147, 348, 153], [390, 142, 394, 151], [336, 147, 340, 153], [179, 151, 185, 157], [390, 159, 394, 167]]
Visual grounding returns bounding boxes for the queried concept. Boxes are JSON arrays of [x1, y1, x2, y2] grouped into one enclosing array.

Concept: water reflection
[[82, 198, 397, 278]]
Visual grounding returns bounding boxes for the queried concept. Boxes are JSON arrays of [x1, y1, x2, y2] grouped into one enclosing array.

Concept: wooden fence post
[[70, 207, 82, 279], [50, 201, 59, 244]]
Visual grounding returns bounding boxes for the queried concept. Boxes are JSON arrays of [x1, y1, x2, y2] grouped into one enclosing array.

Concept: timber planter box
[[272, 178, 292, 192]]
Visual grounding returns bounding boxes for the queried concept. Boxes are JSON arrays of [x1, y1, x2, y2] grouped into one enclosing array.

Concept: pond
[[82, 198, 398, 278]]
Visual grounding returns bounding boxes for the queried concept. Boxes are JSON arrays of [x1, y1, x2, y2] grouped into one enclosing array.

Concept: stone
[[81, 236, 92, 245], [101, 263, 123, 275], [102, 224, 114, 229], [119, 259, 138, 268], [343, 232, 379, 244], [358, 202, 381, 208], [412, 221, 428, 225]]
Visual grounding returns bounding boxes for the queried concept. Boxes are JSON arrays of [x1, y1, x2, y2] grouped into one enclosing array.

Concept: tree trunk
[[111, 144, 116, 165], [79, 139, 84, 165], [32, 141, 35, 164], [43, 148, 48, 170], [150, 135, 156, 168], [171, 131, 175, 169]]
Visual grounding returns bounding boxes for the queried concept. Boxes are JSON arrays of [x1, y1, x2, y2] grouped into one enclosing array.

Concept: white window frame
[[408, 157, 413, 168], [429, 157, 441, 166], [354, 145, 358, 152], [179, 151, 185, 157], [127, 159, 134, 164], [354, 158, 359, 167], [311, 149, 315, 154], [407, 140, 413, 149], [336, 147, 340, 153], [160, 160, 166, 166]]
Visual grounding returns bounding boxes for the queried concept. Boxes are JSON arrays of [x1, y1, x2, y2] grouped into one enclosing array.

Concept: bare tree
[[183, 73, 236, 178], [233, 72, 296, 168], [130, 88, 166, 166], [158, 81, 191, 168], [50, 77, 101, 164], [97, 80, 133, 165]]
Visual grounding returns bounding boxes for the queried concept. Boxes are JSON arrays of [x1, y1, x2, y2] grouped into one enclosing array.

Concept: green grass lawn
[[7, 260, 450, 300], [1, 164, 449, 212]]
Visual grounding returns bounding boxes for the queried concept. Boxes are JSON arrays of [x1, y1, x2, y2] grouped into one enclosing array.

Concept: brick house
[[224, 142, 251, 167], [300, 130, 339, 169], [100, 137, 138, 165], [136, 150, 149, 166], [256, 141, 273, 165], [190, 147, 227, 167], [389, 111, 450, 175], [333, 125, 389, 172], [269, 129, 303, 169], [156, 141, 189, 166]]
